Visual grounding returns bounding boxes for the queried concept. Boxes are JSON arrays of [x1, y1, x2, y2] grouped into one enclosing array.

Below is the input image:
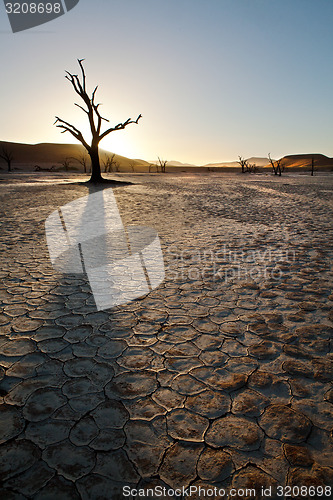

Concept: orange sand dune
[[0, 141, 149, 172], [263, 154, 333, 171]]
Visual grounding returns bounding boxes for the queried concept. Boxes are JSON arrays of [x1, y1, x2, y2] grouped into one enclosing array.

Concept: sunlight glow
[[1, 1, 332, 163], [101, 134, 138, 159]]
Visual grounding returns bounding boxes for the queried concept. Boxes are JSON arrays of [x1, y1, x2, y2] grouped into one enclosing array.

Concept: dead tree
[[128, 161, 135, 172], [54, 59, 142, 183], [248, 162, 257, 173], [275, 158, 283, 176], [0, 147, 14, 171], [237, 156, 249, 173], [60, 158, 71, 171], [268, 153, 276, 175], [149, 163, 158, 173], [103, 153, 116, 173], [73, 153, 89, 173], [157, 157, 167, 173], [311, 156, 314, 176], [268, 153, 282, 176]]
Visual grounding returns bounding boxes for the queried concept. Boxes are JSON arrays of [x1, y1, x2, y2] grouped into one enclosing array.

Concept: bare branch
[[99, 114, 142, 141], [74, 103, 89, 114], [0, 147, 14, 162], [65, 72, 82, 96], [91, 86, 98, 104], [54, 117, 90, 151], [94, 104, 109, 121], [77, 58, 86, 92], [65, 65, 92, 125], [73, 74, 84, 95], [93, 103, 109, 135]]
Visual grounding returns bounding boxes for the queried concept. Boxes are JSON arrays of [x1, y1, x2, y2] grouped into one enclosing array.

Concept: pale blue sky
[[1, 0, 332, 164]]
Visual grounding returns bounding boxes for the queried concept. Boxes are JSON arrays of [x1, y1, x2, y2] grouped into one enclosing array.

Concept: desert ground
[[0, 171, 332, 499]]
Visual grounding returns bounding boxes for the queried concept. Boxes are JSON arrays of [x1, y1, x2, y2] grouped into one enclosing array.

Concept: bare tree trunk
[[311, 157, 314, 176], [89, 147, 103, 182], [273, 164, 281, 175], [268, 153, 280, 175]]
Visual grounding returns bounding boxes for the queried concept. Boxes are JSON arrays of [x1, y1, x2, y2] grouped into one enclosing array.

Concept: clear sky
[[1, 0, 332, 164]]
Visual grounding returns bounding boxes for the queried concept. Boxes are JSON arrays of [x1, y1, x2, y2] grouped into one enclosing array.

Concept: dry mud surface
[[0, 172, 332, 499]]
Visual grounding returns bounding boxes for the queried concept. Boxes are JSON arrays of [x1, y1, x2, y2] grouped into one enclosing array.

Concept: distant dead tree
[[157, 157, 168, 173], [268, 153, 282, 176], [311, 156, 314, 176], [248, 162, 257, 173], [72, 153, 89, 173], [60, 158, 71, 171], [0, 147, 14, 171], [237, 156, 249, 173], [268, 153, 277, 175], [103, 153, 116, 173], [54, 59, 142, 183], [128, 161, 136, 172], [149, 163, 158, 173], [276, 158, 284, 175]]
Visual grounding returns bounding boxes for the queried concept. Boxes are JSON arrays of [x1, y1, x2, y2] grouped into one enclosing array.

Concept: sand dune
[[204, 157, 271, 168], [1, 141, 332, 173], [0, 141, 149, 172], [262, 153, 333, 171]]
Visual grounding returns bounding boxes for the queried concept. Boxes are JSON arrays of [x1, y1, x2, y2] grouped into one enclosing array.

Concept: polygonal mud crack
[[259, 405, 312, 443], [185, 390, 231, 418], [42, 440, 95, 480], [0, 404, 25, 444], [23, 388, 67, 422], [64, 358, 114, 385], [106, 371, 158, 399], [205, 415, 263, 451], [166, 408, 209, 441], [197, 447, 234, 482], [159, 441, 204, 489], [0, 440, 41, 481]]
